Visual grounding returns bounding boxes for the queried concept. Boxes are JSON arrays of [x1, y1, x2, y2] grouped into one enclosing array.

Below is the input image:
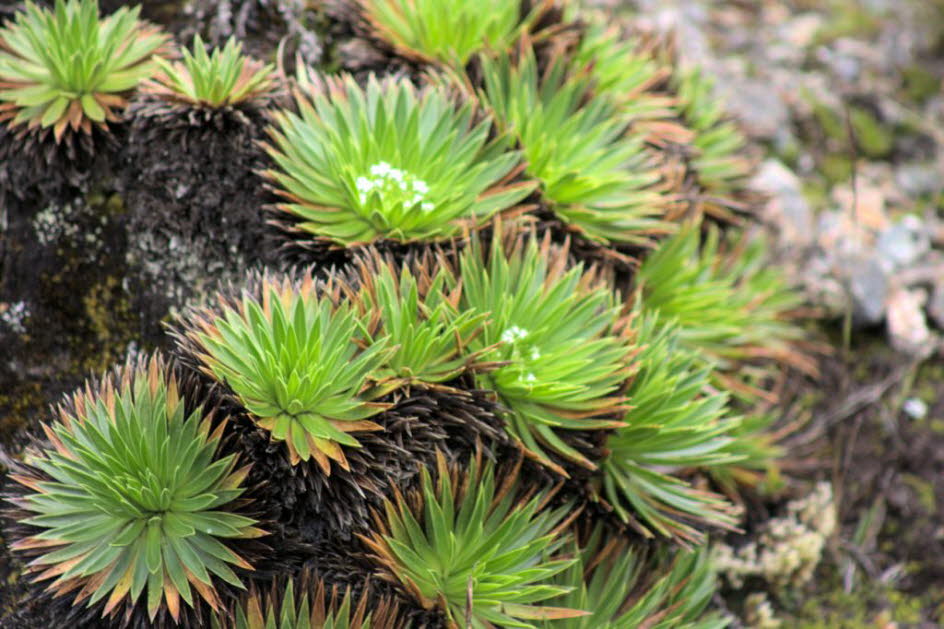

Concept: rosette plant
[[179, 271, 393, 471], [361, 451, 584, 628], [673, 67, 754, 218], [357, 0, 547, 66], [145, 35, 276, 109], [5, 355, 264, 624], [572, 17, 674, 123], [213, 575, 402, 629], [456, 232, 633, 474], [543, 526, 727, 628], [351, 252, 488, 386], [0, 0, 168, 141], [262, 71, 534, 250], [478, 48, 668, 246], [599, 316, 741, 545], [635, 224, 810, 398]]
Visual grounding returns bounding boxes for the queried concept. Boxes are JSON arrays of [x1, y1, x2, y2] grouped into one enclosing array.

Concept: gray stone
[[720, 80, 790, 139], [846, 256, 889, 326], [752, 159, 814, 249], [876, 215, 930, 270], [896, 163, 943, 198]]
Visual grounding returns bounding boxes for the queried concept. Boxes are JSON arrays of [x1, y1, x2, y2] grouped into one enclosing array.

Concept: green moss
[[0, 381, 43, 446], [820, 154, 852, 184], [812, 101, 846, 144], [902, 65, 941, 104], [786, 569, 941, 627], [79, 275, 137, 373], [812, 1, 882, 46], [848, 107, 894, 159]]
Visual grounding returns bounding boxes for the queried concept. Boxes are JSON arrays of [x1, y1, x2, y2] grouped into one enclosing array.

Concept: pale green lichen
[[713, 482, 837, 589], [744, 592, 782, 629]]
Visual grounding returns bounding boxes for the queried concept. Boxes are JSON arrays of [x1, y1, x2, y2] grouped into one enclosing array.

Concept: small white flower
[[524, 373, 537, 383], [370, 161, 392, 176], [530, 348, 541, 360], [501, 326, 529, 343], [358, 164, 433, 214]]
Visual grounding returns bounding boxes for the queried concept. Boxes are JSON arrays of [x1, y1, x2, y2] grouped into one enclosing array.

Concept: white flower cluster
[[501, 325, 529, 344], [500, 326, 540, 384], [355, 162, 433, 212]]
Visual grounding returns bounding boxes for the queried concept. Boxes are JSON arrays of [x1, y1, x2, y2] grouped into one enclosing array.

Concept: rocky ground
[[612, 0, 944, 626]]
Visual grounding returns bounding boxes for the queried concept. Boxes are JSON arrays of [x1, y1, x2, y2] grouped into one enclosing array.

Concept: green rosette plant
[[357, 0, 549, 66], [351, 252, 489, 386], [145, 35, 276, 109], [361, 451, 585, 628], [599, 316, 741, 545], [456, 232, 633, 475], [6, 355, 264, 623], [635, 224, 810, 399], [213, 575, 402, 629], [262, 71, 534, 249], [181, 272, 394, 471], [542, 526, 728, 629], [478, 48, 668, 246], [0, 0, 168, 141], [572, 16, 674, 122], [673, 67, 754, 219]]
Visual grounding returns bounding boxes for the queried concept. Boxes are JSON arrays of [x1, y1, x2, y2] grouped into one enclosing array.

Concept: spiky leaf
[[352, 251, 487, 386], [542, 526, 729, 628], [600, 316, 741, 545]]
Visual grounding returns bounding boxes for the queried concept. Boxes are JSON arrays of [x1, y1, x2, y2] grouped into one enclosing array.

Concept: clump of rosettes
[[171, 267, 509, 542], [122, 35, 281, 332], [2, 354, 265, 628], [634, 224, 811, 400], [597, 315, 742, 547], [477, 44, 670, 249], [261, 69, 534, 265]]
